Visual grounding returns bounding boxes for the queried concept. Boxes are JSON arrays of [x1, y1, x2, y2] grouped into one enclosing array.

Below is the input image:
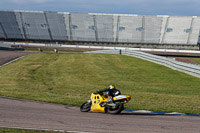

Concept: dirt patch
[[168, 57, 199, 65], [145, 51, 200, 57], [0, 50, 34, 66]]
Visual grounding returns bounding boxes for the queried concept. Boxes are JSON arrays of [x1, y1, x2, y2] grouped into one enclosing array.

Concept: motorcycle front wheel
[[107, 102, 124, 114], [80, 102, 91, 112]]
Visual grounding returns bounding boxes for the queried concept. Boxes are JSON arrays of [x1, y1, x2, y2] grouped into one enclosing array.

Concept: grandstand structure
[[0, 10, 200, 49]]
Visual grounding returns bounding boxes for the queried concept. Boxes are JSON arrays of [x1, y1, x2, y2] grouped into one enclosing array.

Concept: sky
[[0, 0, 200, 16]]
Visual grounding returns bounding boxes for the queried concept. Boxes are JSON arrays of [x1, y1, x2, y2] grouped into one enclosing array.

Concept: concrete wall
[[162, 16, 193, 44], [95, 14, 113, 42], [113, 15, 118, 42], [20, 11, 51, 40], [159, 16, 168, 44], [189, 16, 200, 45], [131, 15, 143, 43], [117, 15, 143, 43], [143, 16, 162, 43], [45, 12, 68, 41], [70, 13, 96, 41], [0, 23, 6, 38], [14, 11, 25, 39], [63, 13, 71, 41], [0, 11, 23, 39], [0, 10, 200, 46]]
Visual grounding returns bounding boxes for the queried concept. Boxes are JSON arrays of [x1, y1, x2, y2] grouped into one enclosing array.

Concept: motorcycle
[[80, 92, 131, 114]]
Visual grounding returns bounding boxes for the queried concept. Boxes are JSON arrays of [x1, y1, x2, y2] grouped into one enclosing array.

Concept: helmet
[[109, 85, 116, 89]]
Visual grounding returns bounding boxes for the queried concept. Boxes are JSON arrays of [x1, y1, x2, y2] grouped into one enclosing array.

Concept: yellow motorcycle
[[80, 92, 131, 114]]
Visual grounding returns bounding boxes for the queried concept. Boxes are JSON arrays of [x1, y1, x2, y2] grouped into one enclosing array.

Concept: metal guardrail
[[0, 42, 12, 48], [85, 50, 120, 54], [1, 41, 200, 54], [86, 49, 200, 78]]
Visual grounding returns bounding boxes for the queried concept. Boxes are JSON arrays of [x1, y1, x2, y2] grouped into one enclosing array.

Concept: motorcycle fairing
[[90, 93, 108, 112], [113, 95, 127, 100]]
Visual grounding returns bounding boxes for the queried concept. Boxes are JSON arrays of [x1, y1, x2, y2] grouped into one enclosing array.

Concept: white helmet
[[109, 85, 116, 89]]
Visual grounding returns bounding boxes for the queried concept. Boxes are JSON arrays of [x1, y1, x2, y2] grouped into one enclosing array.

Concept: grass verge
[[191, 57, 200, 64], [0, 52, 200, 114], [0, 128, 58, 133]]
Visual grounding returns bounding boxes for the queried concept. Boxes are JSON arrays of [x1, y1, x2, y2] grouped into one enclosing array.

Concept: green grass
[[0, 52, 200, 114], [0, 128, 57, 133], [191, 57, 200, 64]]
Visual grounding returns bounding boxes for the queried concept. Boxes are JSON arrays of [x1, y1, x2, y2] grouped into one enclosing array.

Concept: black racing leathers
[[97, 88, 121, 97]]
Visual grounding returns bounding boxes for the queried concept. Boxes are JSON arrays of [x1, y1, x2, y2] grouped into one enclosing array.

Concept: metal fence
[[85, 50, 121, 54], [86, 49, 200, 78], [0, 41, 12, 48]]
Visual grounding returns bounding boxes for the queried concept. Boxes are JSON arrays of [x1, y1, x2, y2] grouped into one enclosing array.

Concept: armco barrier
[[85, 50, 120, 54], [2, 41, 200, 54], [86, 49, 200, 78]]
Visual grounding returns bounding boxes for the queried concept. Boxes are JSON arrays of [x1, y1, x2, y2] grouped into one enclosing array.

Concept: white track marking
[[0, 56, 26, 68]]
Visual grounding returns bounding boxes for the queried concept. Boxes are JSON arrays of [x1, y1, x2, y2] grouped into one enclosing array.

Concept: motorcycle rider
[[97, 85, 121, 103]]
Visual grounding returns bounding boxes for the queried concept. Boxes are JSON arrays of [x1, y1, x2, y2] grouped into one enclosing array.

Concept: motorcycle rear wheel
[[80, 102, 91, 112], [107, 102, 124, 114]]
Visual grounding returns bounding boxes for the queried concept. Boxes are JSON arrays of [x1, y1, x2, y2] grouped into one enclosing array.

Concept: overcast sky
[[0, 0, 200, 16]]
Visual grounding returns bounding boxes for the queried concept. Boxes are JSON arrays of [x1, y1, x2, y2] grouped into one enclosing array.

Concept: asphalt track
[[0, 97, 200, 133], [0, 50, 33, 66]]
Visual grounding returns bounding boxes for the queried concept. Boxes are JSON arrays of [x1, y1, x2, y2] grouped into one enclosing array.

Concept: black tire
[[80, 102, 91, 112], [107, 102, 124, 114]]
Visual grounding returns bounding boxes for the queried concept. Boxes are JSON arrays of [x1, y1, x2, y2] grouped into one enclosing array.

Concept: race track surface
[[0, 50, 33, 66], [0, 97, 199, 133]]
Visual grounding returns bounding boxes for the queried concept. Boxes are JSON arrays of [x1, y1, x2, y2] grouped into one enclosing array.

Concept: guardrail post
[[119, 49, 122, 55]]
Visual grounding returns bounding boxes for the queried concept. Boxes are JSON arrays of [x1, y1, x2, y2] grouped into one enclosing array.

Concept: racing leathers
[[97, 88, 121, 102]]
